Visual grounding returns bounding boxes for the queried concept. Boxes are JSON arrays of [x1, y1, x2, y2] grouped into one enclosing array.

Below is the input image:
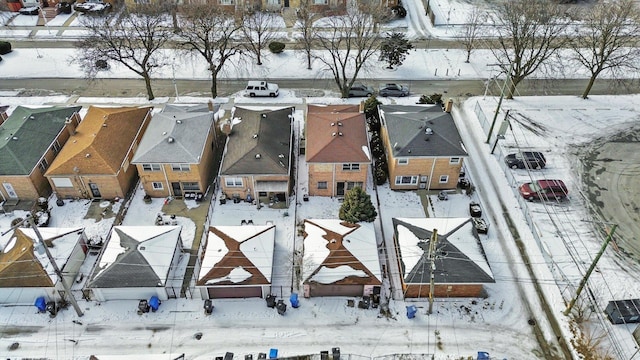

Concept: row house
[[132, 104, 217, 199], [378, 104, 467, 191], [0, 106, 82, 203], [45, 106, 153, 200]]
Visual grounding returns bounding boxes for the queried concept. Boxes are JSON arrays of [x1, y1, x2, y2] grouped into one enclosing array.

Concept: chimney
[[65, 117, 77, 136], [444, 99, 453, 113]]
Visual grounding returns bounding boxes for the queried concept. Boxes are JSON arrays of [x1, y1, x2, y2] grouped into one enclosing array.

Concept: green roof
[[0, 106, 82, 175]]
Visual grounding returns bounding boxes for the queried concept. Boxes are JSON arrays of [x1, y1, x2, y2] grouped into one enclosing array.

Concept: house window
[[225, 177, 243, 187], [267, 0, 280, 4], [134, 0, 150, 3], [395, 176, 418, 185], [220, 0, 233, 4], [142, 164, 161, 172], [171, 164, 190, 172], [317, 181, 328, 189], [398, 158, 408, 165], [52, 140, 61, 154], [346, 182, 362, 190], [152, 182, 164, 190], [342, 163, 360, 171], [439, 175, 449, 183], [450, 157, 461, 164], [313, 0, 327, 4], [39, 158, 49, 173], [182, 182, 200, 191]]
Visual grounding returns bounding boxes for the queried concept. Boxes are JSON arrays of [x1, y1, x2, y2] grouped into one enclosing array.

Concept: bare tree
[[178, 5, 244, 98], [314, 7, 382, 98], [241, 11, 278, 66], [490, 0, 569, 99], [75, 4, 174, 100], [296, 0, 317, 70], [569, 0, 640, 99], [461, 7, 486, 63]]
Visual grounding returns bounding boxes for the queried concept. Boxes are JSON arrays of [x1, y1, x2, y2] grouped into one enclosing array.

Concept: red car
[[519, 179, 568, 201]]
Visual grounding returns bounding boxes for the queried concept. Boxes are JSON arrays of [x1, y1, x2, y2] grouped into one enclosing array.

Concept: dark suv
[[505, 151, 546, 170], [519, 179, 568, 201]]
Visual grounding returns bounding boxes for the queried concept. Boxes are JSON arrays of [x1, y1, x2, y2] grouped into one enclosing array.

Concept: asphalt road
[[2, 77, 640, 99]]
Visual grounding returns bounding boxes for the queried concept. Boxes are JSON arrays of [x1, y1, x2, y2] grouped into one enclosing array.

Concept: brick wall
[[308, 163, 370, 196], [404, 283, 484, 298]]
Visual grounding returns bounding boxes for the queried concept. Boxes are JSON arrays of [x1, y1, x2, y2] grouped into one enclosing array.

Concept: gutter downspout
[[427, 157, 437, 191]]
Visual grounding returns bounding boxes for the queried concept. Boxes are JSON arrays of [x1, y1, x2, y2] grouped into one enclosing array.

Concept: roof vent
[[337, 122, 343, 126], [12, 136, 18, 141], [261, 113, 267, 118], [278, 154, 285, 158], [332, 132, 337, 137], [331, 122, 335, 126], [176, 119, 182, 124], [140, 246, 146, 250], [29, 115, 35, 120], [425, 127, 433, 135], [167, 137, 175, 143], [85, 153, 91, 158], [252, 134, 258, 139], [162, 131, 167, 135], [255, 153, 261, 159], [102, 123, 107, 127], [338, 132, 343, 136]]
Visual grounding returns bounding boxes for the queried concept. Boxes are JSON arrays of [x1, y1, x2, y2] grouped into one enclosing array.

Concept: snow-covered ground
[[2, 4, 640, 358]]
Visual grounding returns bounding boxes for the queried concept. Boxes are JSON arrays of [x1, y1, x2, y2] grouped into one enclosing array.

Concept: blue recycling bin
[[269, 348, 278, 359], [149, 296, 161, 312], [290, 293, 299, 308], [477, 351, 490, 360], [406, 305, 417, 319], [35, 296, 47, 312]]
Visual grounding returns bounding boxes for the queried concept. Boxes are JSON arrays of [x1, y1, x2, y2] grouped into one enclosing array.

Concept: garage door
[[309, 284, 363, 297], [207, 286, 263, 299]]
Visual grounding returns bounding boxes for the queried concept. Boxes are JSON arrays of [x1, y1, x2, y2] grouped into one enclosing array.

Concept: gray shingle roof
[[379, 105, 467, 158], [132, 106, 214, 164], [0, 106, 81, 175], [393, 218, 494, 284], [220, 107, 294, 175]]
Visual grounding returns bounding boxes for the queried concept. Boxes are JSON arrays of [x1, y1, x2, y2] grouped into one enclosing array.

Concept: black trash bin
[[332, 347, 341, 360], [320, 350, 329, 360], [204, 299, 214, 315], [266, 295, 276, 308]]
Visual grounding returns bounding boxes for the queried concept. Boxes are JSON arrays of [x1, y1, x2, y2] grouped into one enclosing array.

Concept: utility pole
[[563, 224, 618, 316], [1, 216, 84, 317], [428, 228, 438, 315], [486, 62, 514, 144]]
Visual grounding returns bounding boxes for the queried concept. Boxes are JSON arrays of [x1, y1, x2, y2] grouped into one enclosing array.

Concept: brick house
[[392, 217, 494, 298], [305, 104, 370, 197], [45, 106, 153, 200], [378, 105, 467, 191], [0, 106, 82, 202], [132, 104, 217, 199], [219, 106, 294, 206]]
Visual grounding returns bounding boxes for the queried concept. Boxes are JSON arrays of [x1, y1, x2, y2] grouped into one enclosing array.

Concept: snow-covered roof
[[0, 227, 85, 286], [198, 225, 276, 286], [393, 218, 494, 284], [302, 219, 381, 285], [88, 226, 182, 288]]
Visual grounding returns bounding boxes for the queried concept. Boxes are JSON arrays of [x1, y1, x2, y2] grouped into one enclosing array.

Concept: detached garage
[[196, 224, 275, 299]]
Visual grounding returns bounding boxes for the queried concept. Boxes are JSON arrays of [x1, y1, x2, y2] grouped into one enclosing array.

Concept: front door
[[88, 183, 101, 198], [336, 182, 345, 196], [2, 183, 18, 199], [171, 182, 182, 197]]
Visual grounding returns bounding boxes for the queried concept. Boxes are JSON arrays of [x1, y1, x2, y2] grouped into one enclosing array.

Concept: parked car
[[519, 179, 568, 201], [379, 83, 409, 97], [74, 0, 111, 14], [472, 217, 488, 234], [19, 6, 40, 15], [505, 151, 546, 170], [469, 202, 482, 217], [245, 80, 279, 97], [348, 84, 374, 97]]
